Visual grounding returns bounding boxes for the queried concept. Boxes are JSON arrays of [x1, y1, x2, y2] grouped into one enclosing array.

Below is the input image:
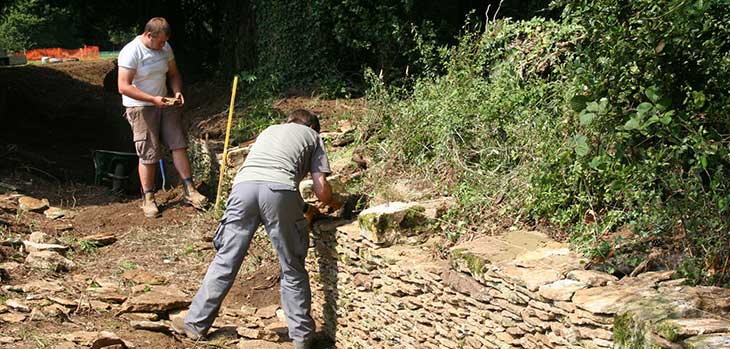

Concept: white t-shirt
[[117, 36, 175, 107]]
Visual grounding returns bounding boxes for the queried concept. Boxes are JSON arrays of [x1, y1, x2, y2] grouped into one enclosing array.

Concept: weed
[[118, 261, 137, 270], [78, 239, 98, 253], [182, 244, 194, 255]]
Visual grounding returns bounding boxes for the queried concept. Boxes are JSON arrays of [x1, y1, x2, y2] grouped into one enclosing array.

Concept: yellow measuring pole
[[214, 75, 239, 213]]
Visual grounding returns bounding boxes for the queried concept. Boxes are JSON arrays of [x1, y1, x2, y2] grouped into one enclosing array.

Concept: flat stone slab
[[23, 240, 69, 253], [5, 299, 30, 312], [450, 230, 565, 279], [237, 327, 263, 339], [573, 284, 656, 315], [255, 304, 278, 319], [80, 233, 117, 247], [657, 318, 730, 341], [121, 269, 167, 285], [62, 331, 134, 349], [358, 202, 428, 245], [18, 196, 49, 212], [0, 337, 18, 344], [44, 207, 73, 219], [441, 270, 492, 302], [567, 270, 617, 287], [130, 320, 172, 332], [683, 333, 730, 349], [539, 279, 587, 301], [117, 286, 190, 314], [238, 340, 290, 349], [299, 175, 345, 203], [4, 280, 64, 293], [89, 331, 135, 349], [25, 250, 75, 271], [494, 265, 563, 292], [28, 231, 58, 244], [0, 312, 26, 323]]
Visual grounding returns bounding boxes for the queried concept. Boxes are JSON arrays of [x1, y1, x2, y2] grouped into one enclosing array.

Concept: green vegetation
[[77, 239, 98, 253], [0, 0, 80, 51], [118, 260, 137, 270], [360, 0, 730, 286], [0, 0, 726, 285]]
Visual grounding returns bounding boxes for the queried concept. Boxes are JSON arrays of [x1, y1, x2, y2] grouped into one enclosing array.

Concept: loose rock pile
[[305, 201, 730, 348]]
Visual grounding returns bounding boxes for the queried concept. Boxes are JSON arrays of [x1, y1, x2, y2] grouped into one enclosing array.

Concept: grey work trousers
[[185, 181, 314, 341]]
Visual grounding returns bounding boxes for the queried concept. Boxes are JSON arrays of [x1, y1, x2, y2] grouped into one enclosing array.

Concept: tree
[[0, 0, 80, 51]]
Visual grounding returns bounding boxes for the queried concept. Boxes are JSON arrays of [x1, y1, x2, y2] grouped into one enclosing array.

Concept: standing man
[[174, 110, 335, 349], [117, 17, 208, 217]]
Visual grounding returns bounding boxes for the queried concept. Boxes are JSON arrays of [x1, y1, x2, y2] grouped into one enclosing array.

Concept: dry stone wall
[[305, 202, 730, 348]]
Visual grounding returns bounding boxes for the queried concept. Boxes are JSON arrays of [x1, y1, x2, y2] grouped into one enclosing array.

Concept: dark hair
[[144, 17, 171, 37], [287, 109, 321, 133]]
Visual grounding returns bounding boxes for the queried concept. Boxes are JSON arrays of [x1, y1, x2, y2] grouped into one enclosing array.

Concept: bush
[[364, 0, 730, 285]]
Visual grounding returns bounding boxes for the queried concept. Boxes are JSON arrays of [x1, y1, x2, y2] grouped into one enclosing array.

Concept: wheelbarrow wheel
[[112, 162, 126, 193]]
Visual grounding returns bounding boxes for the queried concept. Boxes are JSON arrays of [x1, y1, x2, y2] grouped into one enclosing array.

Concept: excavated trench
[[0, 61, 132, 184]]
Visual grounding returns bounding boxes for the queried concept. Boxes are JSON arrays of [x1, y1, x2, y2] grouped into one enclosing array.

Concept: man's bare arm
[[311, 172, 333, 205], [167, 60, 184, 104]]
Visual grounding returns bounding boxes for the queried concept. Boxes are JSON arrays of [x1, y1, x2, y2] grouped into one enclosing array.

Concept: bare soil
[[0, 59, 346, 348]]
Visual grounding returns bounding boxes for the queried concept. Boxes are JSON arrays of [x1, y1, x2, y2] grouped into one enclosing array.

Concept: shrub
[[364, 0, 730, 285]]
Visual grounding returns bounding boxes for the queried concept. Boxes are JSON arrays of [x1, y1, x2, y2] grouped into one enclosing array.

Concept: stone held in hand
[[161, 97, 182, 106]]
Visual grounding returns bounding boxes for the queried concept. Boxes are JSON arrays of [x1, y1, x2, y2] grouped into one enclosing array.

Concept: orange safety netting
[[19, 45, 100, 61]]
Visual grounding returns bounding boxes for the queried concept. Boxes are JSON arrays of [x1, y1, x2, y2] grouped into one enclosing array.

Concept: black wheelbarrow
[[93, 150, 139, 193]]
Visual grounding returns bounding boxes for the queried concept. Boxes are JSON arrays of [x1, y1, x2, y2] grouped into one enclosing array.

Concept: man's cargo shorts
[[125, 106, 187, 165]]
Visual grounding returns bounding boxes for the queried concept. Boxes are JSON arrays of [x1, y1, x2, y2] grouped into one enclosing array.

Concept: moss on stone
[[450, 248, 487, 279], [655, 321, 682, 343], [614, 312, 644, 349], [358, 205, 429, 245]]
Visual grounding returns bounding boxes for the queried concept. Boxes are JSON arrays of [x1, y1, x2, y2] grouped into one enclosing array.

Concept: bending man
[[176, 109, 334, 349], [117, 17, 208, 217]]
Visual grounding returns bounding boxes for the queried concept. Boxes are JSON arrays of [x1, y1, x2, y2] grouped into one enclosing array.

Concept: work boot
[[183, 184, 208, 209], [170, 310, 205, 341], [141, 192, 159, 218]]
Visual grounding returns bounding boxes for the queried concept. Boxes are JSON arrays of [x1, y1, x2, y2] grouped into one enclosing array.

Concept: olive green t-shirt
[[233, 123, 331, 188]]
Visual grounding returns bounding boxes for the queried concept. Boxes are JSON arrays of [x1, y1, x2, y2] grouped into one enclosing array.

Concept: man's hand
[[315, 195, 343, 213], [174, 92, 185, 106], [151, 96, 169, 108]]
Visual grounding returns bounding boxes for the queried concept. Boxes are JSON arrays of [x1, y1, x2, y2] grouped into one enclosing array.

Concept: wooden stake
[[214, 75, 239, 213]]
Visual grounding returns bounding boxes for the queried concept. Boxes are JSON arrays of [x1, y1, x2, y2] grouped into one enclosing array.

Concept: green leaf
[[589, 156, 603, 169], [623, 115, 641, 130], [597, 98, 609, 114], [644, 115, 659, 127], [586, 101, 600, 113], [579, 111, 596, 126], [570, 95, 589, 112], [645, 86, 661, 103], [574, 135, 590, 157], [660, 111, 674, 125], [656, 97, 671, 111], [637, 102, 653, 117]]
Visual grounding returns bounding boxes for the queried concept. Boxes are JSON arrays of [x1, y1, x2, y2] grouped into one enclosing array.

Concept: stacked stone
[[305, 202, 730, 349]]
